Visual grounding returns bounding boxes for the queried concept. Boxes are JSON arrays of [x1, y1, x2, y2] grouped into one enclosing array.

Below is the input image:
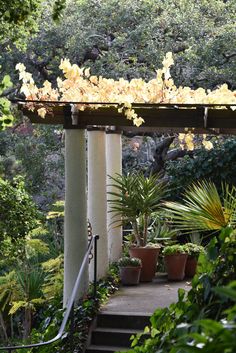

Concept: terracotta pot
[[185, 256, 198, 278], [129, 247, 160, 282], [164, 253, 188, 281], [119, 266, 141, 285]]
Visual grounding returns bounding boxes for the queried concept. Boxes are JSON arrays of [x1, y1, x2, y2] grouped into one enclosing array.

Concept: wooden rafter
[[19, 103, 236, 134]]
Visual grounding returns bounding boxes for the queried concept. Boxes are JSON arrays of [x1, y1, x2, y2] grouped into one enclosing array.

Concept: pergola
[[19, 101, 236, 305]]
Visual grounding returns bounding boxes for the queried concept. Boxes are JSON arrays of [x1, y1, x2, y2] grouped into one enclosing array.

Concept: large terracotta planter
[[119, 266, 141, 285], [129, 247, 160, 282], [185, 256, 198, 278], [164, 253, 188, 281]]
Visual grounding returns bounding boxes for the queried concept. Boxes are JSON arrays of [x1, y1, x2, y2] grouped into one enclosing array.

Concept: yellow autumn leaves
[[178, 132, 213, 151], [16, 52, 236, 149]]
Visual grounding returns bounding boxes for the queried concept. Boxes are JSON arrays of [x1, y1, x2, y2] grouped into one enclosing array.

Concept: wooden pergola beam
[[21, 104, 236, 132]]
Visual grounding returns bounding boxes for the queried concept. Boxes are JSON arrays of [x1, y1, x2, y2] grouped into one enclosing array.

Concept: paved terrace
[[101, 275, 191, 315]]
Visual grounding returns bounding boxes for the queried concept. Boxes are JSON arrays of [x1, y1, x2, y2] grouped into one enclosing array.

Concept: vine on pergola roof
[[16, 52, 236, 150]]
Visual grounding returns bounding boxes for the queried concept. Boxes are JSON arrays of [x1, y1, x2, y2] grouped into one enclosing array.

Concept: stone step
[[91, 327, 141, 347], [97, 312, 150, 330], [85, 312, 150, 353]]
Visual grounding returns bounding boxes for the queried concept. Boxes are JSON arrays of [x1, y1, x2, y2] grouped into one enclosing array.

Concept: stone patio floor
[[101, 274, 191, 315]]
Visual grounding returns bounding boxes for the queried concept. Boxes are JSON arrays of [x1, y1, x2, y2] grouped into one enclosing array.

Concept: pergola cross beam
[[20, 104, 236, 134]]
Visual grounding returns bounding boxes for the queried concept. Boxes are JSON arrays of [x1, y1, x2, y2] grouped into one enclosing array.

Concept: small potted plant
[[117, 257, 142, 285], [163, 244, 188, 281], [184, 243, 205, 277], [108, 173, 166, 282]]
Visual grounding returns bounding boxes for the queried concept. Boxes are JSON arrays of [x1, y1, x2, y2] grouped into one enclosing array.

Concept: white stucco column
[[64, 129, 88, 306], [106, 130, 123, 263], [88, 128, 108, 279]]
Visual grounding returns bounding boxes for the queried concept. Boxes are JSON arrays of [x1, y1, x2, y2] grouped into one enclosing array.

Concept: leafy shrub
[[166, 138, 236, 200]]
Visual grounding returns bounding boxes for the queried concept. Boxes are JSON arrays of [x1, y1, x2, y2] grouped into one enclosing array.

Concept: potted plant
[[117, 257, 142, 285], [108, 173, 166, 282], [163, 244, 188, 281], [184, 243, 205, 278]]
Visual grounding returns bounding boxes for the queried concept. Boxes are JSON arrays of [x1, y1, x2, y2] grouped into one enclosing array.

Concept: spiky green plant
[[108, 173, 166, 246], [164, 180, 236, 233]]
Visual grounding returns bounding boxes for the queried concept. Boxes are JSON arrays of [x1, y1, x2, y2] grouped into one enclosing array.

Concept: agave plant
[[108, 173, 166, 247], [164, 180, 236, 233]]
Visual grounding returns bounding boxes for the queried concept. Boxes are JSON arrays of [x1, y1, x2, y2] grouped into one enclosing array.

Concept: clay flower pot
[[185, 256, 198, 278], [184, 243, 204, 278], [118, 257, 142, 285], [129, 247, 160, 282], [164, 253, 188, 281], [119, 266, 141, 285], [163, 244, 188, 281]]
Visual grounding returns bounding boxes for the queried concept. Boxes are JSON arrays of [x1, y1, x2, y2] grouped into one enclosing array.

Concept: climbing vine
[[16, 52, 236, 149]]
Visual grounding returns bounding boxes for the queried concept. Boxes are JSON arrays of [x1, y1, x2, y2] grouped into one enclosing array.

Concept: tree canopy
[[0, 0, 66, 46], [0, 0, 66, 131], [1, 0, 235, 90]]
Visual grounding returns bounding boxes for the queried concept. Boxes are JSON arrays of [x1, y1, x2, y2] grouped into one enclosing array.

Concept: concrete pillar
[[64, 129, 88, 306], [88, 128, 108, 279], [106, 130, 123, 263]]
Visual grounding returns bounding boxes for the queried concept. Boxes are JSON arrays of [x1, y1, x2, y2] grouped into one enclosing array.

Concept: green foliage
[[108, 173, 166, 246], [124, 180, 236, 353], [164, 180, 236, 233], [46, 200, 64, 219], [163, 244, 187, 255], [184, 243, 205, 258], [0, 72, 14, 131], [0, 125, 65, 208], [118, 257, 142, 267], [0, 264, 46, 339], [124, 233, 236, 353], [0, 0, 66, 46], [166, 138, 236, 199], [42, 255, 63, 300], [27, 263, 120, 353], [0, 176, 38, 250], [147, 212, 178, 242], [10, 267, 46, 313]]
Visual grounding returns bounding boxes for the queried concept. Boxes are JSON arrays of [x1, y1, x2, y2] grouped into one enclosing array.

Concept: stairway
[[85, 312, 150, 353]]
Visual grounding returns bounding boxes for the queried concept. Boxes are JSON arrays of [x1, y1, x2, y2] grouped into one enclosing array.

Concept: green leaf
[[2, 75, 12, 89], [213, 286, 236, 302]]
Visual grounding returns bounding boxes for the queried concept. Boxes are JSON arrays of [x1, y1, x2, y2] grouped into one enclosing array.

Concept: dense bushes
[[166, 138, 236, 199]]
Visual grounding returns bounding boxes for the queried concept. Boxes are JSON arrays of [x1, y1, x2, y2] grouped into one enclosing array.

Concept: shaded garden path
[[101, 275, 191, 315]]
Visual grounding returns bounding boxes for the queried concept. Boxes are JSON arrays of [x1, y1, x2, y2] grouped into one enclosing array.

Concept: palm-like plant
[[108, 173, 166, 246], [164, 180, 236, 233]]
